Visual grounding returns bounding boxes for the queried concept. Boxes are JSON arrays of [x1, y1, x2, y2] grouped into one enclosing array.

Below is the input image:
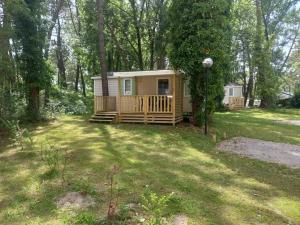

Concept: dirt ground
[[276, 120, 300, 126], [56, 192, 96, 209], [218, 137, 300, 169]]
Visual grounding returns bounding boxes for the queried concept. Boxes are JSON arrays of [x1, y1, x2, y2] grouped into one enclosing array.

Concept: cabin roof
[[225, 82, 243, 87], [91, 70, 177, 79]]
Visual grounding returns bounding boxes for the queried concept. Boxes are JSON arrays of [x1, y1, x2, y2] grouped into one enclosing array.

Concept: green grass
[[0, 109, 299, 224]]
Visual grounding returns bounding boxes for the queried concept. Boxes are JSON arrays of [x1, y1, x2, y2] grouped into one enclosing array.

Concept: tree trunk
[[129, 0, 144, 70], [96, 0, 109, 97], [80, 66, 86, 97], [27, 87, 40, 121], [44, 0, 64, 107], [0, 0, 14, 88], [241, 41, 248, 106], [45, 0, 64, 59], [255, 0, 267, 108], [75, 64, 80, 92], [56, 17, 67, 88]]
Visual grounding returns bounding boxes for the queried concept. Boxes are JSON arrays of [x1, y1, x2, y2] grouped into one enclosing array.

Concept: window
[[184, 80, 190, 97], [157, 79, 169, 95], [123, 79, 132, 95], [229, 88, 234, 97]]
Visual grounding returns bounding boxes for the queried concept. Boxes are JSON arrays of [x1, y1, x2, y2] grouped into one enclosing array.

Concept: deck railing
[[228, 97, 244, 109], [94, 96, 117, 112], [94, 95, 173, 114], [120, 95, 173, 114]]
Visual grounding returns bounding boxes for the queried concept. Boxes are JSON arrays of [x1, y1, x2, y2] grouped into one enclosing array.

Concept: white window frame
[[184, 80, 191, 97], [123, 78, 133, 96], [156, 78, 170, 95], [229, 87, 234, 97]]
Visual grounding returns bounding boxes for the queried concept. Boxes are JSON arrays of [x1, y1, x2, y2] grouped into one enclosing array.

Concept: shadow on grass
[[0, 114, 299, 224]]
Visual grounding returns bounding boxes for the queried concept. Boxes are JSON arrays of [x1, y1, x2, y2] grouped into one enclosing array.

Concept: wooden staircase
[[89, 112, 118, 123]]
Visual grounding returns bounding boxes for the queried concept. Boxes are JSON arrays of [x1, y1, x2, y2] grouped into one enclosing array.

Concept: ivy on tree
[[168, 0, 232, 126]]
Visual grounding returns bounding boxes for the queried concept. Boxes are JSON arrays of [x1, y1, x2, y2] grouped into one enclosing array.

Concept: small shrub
[[290, 90, 300, 108], [106, 165, 121, 221], [72, 179, 97, 196], [141, 186, 174, 225], [47, 88, 92, 115], [71, 212, 98, 225], [40, 139, 68, 185], [0, 118, 34, 150]]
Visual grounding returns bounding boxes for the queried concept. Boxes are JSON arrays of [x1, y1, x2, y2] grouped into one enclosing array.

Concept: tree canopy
[[0, 0, 299, 124]]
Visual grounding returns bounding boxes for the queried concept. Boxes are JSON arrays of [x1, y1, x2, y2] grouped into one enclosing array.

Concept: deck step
[[90, 112, 118, 123], [92, 115, 115, 119], [95, 112, 118, 115], [89, 119, 113, 123]]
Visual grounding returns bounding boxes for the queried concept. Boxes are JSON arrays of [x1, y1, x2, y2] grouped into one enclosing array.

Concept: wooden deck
[[228, 97, 245, 110], [93, 95, 183, 125], [92, 73, 183, 125]]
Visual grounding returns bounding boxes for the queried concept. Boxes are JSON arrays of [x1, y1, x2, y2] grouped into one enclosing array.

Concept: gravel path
[[218, 137, 300, 169], [276, 120, 300, 126]]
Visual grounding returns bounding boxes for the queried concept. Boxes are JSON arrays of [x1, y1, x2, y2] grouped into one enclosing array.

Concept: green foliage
[[12, 0, 50, 120], [0, 89, 27, 122], [168, 0, 232, 125], [0, 118, 34, 150], [40, 139, 68, 184], [141, 186, 174, 225], [290, 90, 300, 108], [253, 0, 279, 108], [45, 87, 93, 115], [71, 179, 97, 196], [70, 212, 98, 225]]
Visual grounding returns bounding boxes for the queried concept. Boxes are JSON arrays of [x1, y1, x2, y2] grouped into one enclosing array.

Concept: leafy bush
[[70, 212, 98, 225], [40, 139, 68, 184], [141, 186, 174, 225], [0, 89, 26, 122], [45, 87, 93, 116], [290, 90, 300, 108], [71, 179, 97, 196], [0, 118, 34, 150]]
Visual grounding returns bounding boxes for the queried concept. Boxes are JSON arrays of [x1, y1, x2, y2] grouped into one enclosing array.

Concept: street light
[[202, 58, 213, 135]]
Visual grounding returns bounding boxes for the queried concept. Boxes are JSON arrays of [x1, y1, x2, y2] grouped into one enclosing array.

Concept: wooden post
[[172, 74, 176, 126], [144, 96, 148, 124], [94, 96, 97, 114]]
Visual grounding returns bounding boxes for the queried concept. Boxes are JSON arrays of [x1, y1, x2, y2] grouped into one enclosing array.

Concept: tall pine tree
[[13, 0, 49, 121], [168, 0, 232, 126]]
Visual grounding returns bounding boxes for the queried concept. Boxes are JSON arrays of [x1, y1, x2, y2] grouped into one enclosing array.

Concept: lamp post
[[202, 58, 213, 135]]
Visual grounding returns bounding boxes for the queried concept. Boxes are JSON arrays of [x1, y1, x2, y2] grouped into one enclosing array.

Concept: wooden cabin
[[91, 70, 186, 125], [90, 70, 244, 124], [223, 83, 245, 109]]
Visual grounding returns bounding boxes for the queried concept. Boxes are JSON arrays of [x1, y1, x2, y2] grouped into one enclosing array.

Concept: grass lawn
[[0, 109, 299, 224]]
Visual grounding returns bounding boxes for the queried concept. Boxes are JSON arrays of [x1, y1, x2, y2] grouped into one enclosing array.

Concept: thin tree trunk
[[44, 0, 64, 107], [129, 0, 144, 70], [149, 27, 155, 70], [56, 17, 67, 88], [75, 64, 80, 91], [96, 0, 109, 98], [45, 0, 64, 59], [80, 66, 86, 97], [241, 41, 248, 106], [27, 87, 40, 121], [255, 0, 267, 108]]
